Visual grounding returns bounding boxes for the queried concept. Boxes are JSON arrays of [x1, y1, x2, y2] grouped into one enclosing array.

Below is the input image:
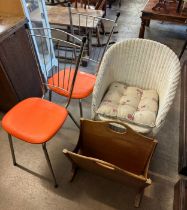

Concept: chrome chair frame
[[30, 27, 86, 125], [6, 29, 86, 187], [67, 5, 120, 117], [68, 3, 120, 71], [50, 3, 120, 117]]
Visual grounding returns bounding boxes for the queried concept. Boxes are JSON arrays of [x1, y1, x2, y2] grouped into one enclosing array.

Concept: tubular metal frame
[[29, 27, 86, 127], [8, 134, 58, 187], [66, 5, 120, 116], [6, 29, 86, 187], [68, 3, 120, 74]]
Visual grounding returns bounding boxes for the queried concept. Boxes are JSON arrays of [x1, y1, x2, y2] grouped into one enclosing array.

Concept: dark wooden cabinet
[[0, 17, 43, 112]]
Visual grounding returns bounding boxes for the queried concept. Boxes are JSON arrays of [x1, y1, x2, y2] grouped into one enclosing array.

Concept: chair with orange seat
[[49, 7, 120, 117], [1, 29, 86, 187]]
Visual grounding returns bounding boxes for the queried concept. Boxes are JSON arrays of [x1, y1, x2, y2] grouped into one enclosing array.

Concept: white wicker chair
[[91, 39, 181, 136]]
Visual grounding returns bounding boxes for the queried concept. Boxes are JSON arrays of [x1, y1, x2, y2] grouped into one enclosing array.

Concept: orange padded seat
[[48, 69, 96, 99], [2, 98, 68, 144]]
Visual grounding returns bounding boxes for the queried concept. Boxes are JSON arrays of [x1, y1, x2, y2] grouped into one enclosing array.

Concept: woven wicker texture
[[91, 39, 181, 136]]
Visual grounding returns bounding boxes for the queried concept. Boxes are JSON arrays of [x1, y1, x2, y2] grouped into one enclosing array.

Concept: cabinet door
[[0, 25, 43, 101], [0, 62, 19, 112]]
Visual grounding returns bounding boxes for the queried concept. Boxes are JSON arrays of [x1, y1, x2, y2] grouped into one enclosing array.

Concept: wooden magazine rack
[[63, 119, 157, 207]]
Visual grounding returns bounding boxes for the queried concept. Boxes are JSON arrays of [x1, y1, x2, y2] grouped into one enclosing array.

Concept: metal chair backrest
[[68, 4, 120, 74], [29, 28, 86, 107]]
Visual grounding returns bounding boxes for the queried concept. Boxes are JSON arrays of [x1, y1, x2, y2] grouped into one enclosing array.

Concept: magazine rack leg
[[70, 165, 79, 182], [63, 149, 79, 182], [134, 187, 145, 208]]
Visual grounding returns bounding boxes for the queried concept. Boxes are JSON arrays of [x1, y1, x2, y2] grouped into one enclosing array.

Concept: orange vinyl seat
[[56, 9, 120, 118], [48, 69, 96, 99], [2, 98, 68, 144], [2, 97, 68, 188]]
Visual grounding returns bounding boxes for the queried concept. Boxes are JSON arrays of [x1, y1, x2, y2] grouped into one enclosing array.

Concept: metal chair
[[1, 29, 86, 187], [49, 4, 120, 117], [67, 4, 120, 70]]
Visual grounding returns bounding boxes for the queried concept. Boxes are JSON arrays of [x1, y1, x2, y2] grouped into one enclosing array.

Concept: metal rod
[[68, 111, 80, 129], [66, 37, 87, 108], [8, 134, 17, 166], [71, 12, 116, 23], [42, 143, 58, 188], [49, 90, 52, 101], [79, 99, 83, 117], [30, 34, 81, 48], [57, 41, 60, 87], [30, 27, 82, 42]]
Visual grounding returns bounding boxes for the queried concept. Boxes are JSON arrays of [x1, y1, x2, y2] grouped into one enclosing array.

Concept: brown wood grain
[[139, 0, 187, 38], [78, 119, 158, 176], [0, 0, 24, 16], [143, 0, 187, 19], [0, 18, 43, 112], [63, 119, 158, 207], [31, 6, 104, 28]]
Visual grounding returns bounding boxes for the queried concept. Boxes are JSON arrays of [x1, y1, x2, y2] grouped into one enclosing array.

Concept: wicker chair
[[91, 39, 181, 136]]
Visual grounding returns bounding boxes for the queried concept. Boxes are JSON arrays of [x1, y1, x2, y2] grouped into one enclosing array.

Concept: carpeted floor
[[0, 0, 186, 209]]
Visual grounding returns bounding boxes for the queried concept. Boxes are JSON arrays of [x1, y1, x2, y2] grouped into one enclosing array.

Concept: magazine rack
[[63, 119, 157, 207]]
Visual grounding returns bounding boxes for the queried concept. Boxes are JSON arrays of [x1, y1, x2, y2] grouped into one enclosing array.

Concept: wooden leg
[[145, 19, 150, 27], [139, 18, 146, 38], [134, 187, 145, 208], [96, 27, 101, 47], [70, 166, 79, 182], [100, 21, 105, 35], [87, 30, 92, 56], [109, 0, 112, 9], [63, 149, 79, 182], [177, 0, 183, 13], [119, 0, 121, 7]]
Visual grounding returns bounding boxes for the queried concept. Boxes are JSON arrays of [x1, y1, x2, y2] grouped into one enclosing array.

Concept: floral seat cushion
[[96, 82, 159, 128]]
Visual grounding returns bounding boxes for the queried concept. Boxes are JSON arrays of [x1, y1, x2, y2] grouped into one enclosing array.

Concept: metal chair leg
[[49, 90, 52, 101], [68, 111, 80, 129], [79, 99, 83, 118], [42, 143, 58, 188], [8, 134, 17, 166]]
